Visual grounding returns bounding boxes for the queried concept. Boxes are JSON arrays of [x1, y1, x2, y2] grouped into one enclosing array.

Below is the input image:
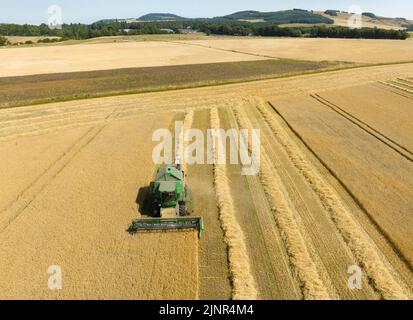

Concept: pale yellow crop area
[[1, 31, 413, 300], [1, 62, 413, 299], [0, 40, 265, 77], [182, 38, 413, 63]]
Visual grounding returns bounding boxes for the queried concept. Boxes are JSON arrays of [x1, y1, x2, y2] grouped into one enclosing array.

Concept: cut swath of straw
[[256, 99, 409, 300], [233, 103, 331, 300], [210, 107, 258, 300]]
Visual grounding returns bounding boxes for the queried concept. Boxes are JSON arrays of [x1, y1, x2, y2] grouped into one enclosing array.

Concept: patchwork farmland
[[0, 37, 413, 300]]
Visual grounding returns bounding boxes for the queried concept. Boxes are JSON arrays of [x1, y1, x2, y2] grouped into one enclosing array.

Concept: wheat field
[[182, 38, 413, 63], [0, 38, 413, 299]]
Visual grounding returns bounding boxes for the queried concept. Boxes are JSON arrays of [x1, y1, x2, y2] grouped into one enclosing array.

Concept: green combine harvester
[[129, 164, 204, 239]]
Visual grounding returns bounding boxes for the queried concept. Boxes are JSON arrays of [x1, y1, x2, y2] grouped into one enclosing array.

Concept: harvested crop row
[[388, 81, 413, 93], [0, 105, 203, 143], [311, 94, 413, 162], [256, 100, 410, 300], [394, 78, 413, 89], [381, 81, 413, 95], [232, 105, 331, 300], [210, 107, 257, 300], [173, 109, 200, 300], [182, 109, 194, 173]]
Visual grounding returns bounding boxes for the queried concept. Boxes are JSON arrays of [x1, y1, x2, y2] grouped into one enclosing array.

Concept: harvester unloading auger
[[128, 164, 204, 239]]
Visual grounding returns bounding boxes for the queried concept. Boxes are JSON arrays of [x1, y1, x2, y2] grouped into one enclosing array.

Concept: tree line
[[0, 20, 409, 44], [255, 25, 409, 39], [0, 36, 8, 46], [200, 23, 409, 40]]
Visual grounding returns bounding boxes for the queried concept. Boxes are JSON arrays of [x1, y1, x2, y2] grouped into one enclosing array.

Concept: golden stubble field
[[1, 60, 413, 299], [0, 112, 199, 299], [2, 36, 413, 79], [182, 38, 413, 63], [1, 37, 413, 300], [0, 40, 266, 77]]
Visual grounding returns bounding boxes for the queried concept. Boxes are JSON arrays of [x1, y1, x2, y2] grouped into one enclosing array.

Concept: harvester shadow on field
[[135, 185, 154, 217], [125, 185, 154, 235]]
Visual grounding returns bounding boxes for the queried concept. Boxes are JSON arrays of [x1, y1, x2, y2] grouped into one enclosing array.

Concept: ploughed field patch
[[0, 59, 341, 109]]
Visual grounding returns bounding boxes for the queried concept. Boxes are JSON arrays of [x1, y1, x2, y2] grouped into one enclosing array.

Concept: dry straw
[[210, 107, 258, 300], [256, 100, 409, 300], [181, 109, 194, 173], [233, 104, 331, 300]]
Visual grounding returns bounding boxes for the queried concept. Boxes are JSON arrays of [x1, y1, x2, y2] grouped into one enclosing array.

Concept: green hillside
[[221, 9, 334, 24], [138, 13, 188, 21]]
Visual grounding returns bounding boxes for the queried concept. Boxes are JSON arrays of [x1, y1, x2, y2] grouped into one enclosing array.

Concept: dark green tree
[[0, 36, 8, 46]]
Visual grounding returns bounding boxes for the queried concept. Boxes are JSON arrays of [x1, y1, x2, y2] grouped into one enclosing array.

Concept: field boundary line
[[165, 40, 278, 59], [266, 101, 413, 293], [210, 107, 257, 300], [311, 94, 413, 162]]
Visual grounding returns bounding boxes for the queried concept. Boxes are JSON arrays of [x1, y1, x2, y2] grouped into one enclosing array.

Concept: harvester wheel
[[154, 206, 161, 218]]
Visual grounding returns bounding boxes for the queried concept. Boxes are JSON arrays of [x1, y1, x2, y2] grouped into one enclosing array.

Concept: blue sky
[[1, 0, 412, 24]]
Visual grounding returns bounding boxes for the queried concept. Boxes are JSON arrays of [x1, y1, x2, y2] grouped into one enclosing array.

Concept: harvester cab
[[129, 164, 204, 238]]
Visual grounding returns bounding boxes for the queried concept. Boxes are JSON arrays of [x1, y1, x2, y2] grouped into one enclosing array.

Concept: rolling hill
[[220, 9, 334, 24], [94, 9, 412, 30], [138, 13, 188, 21], [319, 10, 413, 30]]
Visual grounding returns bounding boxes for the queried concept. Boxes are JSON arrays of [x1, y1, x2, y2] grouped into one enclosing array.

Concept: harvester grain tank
[[129, 165, 204, 238]]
